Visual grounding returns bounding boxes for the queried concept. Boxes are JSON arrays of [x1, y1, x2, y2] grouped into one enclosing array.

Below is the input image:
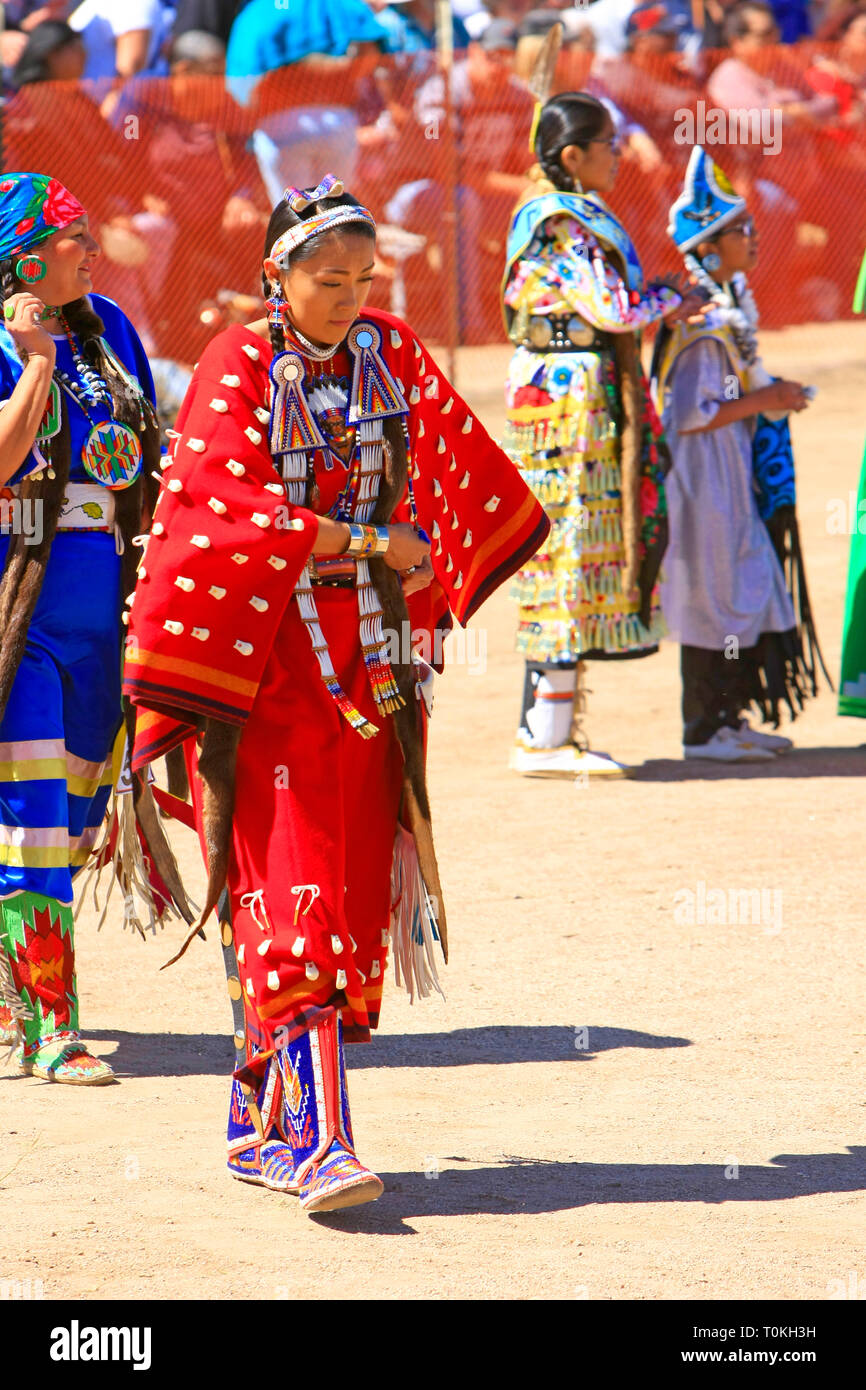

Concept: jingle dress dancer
[[0, 172, 159, 1081], [503, 92, 698, 779], [123, 176, 548, 1214], [653, 147, 818, 763]]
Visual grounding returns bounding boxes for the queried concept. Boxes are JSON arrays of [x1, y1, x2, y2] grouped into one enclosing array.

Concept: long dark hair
[[11, 20, 82, 88], [534, 92, 609, 192], [261, 187, 376, 359]]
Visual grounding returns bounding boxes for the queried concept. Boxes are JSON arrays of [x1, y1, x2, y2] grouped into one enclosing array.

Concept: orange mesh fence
[[2, 46, 863, 367]]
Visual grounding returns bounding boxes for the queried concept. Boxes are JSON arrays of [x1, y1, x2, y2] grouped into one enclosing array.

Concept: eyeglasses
[[722, 218, 757, 238], [589, 135, 623, 153]]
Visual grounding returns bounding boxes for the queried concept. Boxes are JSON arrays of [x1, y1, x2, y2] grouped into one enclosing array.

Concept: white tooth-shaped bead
[[286, 519, 305, 531], [442, 498, 449, 514], [220, 374, 241, 387], [419, 358, 425, 374], [151, 521, 165, 536], [390, 328, 402, 348], [370, 960, 381, 978], [159, 457, 172, 470], [459, 471, 470, 489], [305, 962, 319, 980], [167, 477, 183, 493], [234, 640, 253, 656], [245, 978, 254, 996], [121, 611, 129, 626], [417, 420, 425, 437], [433, 479, 442, 497], [432, 521, 440, 538], [249, 595, 268, 612], [191, 627, 210, 641], [268, 555, 287, 569], [413, 340, 422, 358], [441, 397, 453, 414], [267, 970, 280, 991], [434, 542, 442, 556], [381, 929, 390, 947], [138, 566, 147, 578], [349, 935, 357, 953], [462, 416, 473, 434], [254, 407, 270, 424], [291, 936, 305, 958], [331, 935, 344, 955], [186, 438, 205, 452], [454, 571, 463, 588], [264, 482, 283, 495], [209, 398, 228, 413], [226, 459, 245, 477], [250, 513, 270, 528], [446, 556, 454, 573], [231, 552, 248, 565], [241, 343, 260, 359], [125, 591, 135, 606], [449, 453, 457, 472], [437, 436, 446, 454], [237, 944, 245, 964], [463, 530, 472, 547], [190, 534, 211, 549], [484, 495, 501, 511], [209, 585, 226, 599], [451, 514, 459, 530], [245, 427, 262, 445], [336, 969, 347, 989], [257, 938, 271, 956], [164, 620, 183, 635], [410, 385, 420, 404], [208, 497, 227, 514]]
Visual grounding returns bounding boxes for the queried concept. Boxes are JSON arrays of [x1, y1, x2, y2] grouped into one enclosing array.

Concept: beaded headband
[[269, 174, 376, 269]]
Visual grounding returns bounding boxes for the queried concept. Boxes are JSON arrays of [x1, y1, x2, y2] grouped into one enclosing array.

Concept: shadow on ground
[[632, 747, 866, 781], [60, 1025, 691, 1077], [309, 1146, 866, 1232]]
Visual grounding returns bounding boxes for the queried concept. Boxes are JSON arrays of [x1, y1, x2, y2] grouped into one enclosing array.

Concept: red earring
[[15, 254, 47, 283]]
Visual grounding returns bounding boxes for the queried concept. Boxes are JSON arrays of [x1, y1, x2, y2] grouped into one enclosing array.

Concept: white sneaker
[[572, 749, 630, 778], [738, 718, 793, 754], [683, 727, 775, 763]]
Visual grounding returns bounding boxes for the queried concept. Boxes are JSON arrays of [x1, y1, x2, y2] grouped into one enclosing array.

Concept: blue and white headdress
[[667, 147, 746, 253]]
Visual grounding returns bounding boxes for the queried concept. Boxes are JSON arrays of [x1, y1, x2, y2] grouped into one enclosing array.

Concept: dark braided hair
[[261, 187, 376, 358], [533, 92, 610, 193]]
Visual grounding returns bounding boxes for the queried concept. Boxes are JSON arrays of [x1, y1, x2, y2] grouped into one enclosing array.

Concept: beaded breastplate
[[269, 320, 409, 738]]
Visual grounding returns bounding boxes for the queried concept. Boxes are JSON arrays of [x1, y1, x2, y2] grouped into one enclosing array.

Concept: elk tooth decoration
[[249, 595, 269, 612], [268, 555, 287, 570], [459, 472, 470, 489], [410, 385, 420, 404], [244, 426, 262, 445], [241, 343, 260, 360], [167, 478, 183, 493], [190, 534, 211, 549], [191, 627, 210, 641], [164, 620, 183, 635], [390, 328, 402, 348], [221, 374, 241, 387], [209, 585, 226, 599], [441, 397, 453, 414], [484, 495, 501, 511], [209, 398, 228, 413], [174, 576, 194, 592], [462, 416, 473, 434], [463, 530, 472, 547], [234, 640, 253, 656], [187, 438, 205, 453], [208, 497, 227, 514], [226, 459, 245, 477], [437, 436, 446, 454]]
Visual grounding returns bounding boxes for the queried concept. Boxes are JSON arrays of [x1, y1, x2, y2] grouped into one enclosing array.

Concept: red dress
[[124, 308, 548, 1063]]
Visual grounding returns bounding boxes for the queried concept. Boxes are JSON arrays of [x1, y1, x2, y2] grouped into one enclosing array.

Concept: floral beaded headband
[[269, 174, 377, 270]]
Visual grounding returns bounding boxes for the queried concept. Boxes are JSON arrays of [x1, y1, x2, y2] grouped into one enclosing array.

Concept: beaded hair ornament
[[268, 175, 377, 269]]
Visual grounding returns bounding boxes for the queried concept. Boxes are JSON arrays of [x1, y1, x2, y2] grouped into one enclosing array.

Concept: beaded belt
[[309, 554, 357, 588], [519, 314, 613, 354], [2, 481, 115, 533]]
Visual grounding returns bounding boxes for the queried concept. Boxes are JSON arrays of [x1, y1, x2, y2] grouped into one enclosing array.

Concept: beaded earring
[[703, 251, 722, 273], [15, 254, 47, 283]]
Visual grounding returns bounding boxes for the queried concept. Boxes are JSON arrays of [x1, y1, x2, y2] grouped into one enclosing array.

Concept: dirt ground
[[2, 322, 866, 1302]]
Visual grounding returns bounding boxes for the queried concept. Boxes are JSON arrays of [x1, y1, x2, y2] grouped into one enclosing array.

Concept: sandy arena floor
[[2, 322, 865, 1301]]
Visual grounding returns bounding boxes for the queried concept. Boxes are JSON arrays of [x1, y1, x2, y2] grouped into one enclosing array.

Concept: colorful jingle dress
[[123, 307, 547, 1167], [0, 293, 155, 1067], [503, 191, 679, 664]]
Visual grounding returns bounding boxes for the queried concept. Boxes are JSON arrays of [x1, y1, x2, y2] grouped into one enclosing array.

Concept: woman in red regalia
[[123, 175, 548, 1214]]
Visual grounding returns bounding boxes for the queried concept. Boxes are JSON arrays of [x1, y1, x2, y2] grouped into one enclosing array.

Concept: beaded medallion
[[81, 419, 142, 490]]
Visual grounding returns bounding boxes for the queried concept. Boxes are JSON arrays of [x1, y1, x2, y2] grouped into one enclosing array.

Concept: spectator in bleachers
[[68, 0, 171, 80], [0, 3, 74, 76], [460, 0, 535, 40], [595, 4, 696, 127], [387, 19, 534, 338], [375, 0, 472, 51], [226, 0, 391, 106], [805, 5, 866, 135], [707, 3, 834, 118], [172, 0, 243, 47], [10, 18, 86, 84], [767, 0, 812, 42]]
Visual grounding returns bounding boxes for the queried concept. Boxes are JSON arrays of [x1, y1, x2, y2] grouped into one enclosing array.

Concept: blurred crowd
[[1, 0, 864, 365]]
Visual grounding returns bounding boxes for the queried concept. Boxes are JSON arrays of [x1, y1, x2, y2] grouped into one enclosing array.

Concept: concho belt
[[520, 314, 612, 353]]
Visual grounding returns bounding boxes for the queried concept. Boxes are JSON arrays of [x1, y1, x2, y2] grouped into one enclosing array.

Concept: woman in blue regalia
[[0, 172, 160, 1083]]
